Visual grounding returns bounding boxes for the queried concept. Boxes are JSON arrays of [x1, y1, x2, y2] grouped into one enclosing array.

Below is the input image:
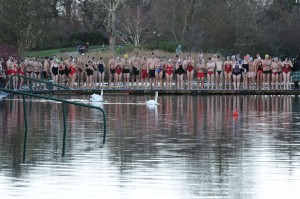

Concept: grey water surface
[[0, 94, 300, 199]]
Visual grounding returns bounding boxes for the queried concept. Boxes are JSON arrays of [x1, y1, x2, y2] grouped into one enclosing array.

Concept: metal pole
[[22, 94, 28, 162], [102, 110, 107, 144], [62, 103, 67, 156]]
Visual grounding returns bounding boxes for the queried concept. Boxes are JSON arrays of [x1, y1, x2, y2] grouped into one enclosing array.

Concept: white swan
[[90, 90, 103, 102], [146, 91, 159, 105]]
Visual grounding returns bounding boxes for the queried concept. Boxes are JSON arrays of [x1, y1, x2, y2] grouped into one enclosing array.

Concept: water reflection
[[0, 94, 300, 198]]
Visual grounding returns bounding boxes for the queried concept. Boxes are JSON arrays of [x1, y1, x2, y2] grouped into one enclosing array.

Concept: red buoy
[[233, 109, 239, 117]]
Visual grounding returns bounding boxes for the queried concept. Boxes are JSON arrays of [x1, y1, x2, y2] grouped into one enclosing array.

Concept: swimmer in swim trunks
[[215, 56, 223, 89], [91, 57, 98, 88], [58, 59, 65, 86], [141, 55, 148, 89], [5, 57, 16, 90], [24, 57, 34, 87], [76, 54, 86, 89], [247, 57, 256, 90], [255, 54, 263, 90], [206, 57, 215, 89], [122, 54, 131, 88], [262, 54, 272, 89], [155, 58, 163, 88], [108, 54, 116, 89], [270, 57, 279, 90], [17, 60, 25, 89], [42, 57, 50, 81], [131, 51, 141, 89], [277, 58, 283, 89], [196, 58, 206, 90], [147, 52, 157, 89], [33, 58, 42, 90]]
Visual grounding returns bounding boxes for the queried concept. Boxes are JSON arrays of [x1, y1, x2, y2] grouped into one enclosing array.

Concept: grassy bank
[[26, 45, 107, 58], [27, 43, 220, 63]]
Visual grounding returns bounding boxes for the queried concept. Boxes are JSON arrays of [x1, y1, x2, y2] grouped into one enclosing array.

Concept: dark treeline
[[0, 0, 299, 57]]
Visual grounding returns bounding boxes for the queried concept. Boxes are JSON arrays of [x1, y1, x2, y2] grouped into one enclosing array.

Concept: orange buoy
[[233, 109, 239, 117]]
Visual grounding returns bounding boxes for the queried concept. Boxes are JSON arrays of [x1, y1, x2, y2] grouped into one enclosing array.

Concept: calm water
[[0, 94, 300, 199]]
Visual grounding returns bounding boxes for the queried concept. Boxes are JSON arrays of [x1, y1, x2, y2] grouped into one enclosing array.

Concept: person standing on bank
[[108, 54, 116, 89], [223, 56, 232, 89], [262, 54, 272, 90], [131, 51, 141, 89], [282, 58, 293, 89], [215, 56, 223, 89], [165, 58, 174, 90], [196, 58, 206, 90], [232, 58, 242, 90], [97, 57, 105, 89], [147, 53, 157, 89], [206, 58, 215, 89], [292, 57, 300, 89], [122, 54, 131, 88], [141, 55, 148, 89]]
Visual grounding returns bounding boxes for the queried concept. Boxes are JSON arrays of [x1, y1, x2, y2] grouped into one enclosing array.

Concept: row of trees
[[0, 0, 299, 57]]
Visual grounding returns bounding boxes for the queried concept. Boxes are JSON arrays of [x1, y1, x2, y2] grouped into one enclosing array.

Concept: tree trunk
[[110, 9, 117, 52]]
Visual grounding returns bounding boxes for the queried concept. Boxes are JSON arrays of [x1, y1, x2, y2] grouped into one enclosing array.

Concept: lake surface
[[1, 94, 300, 199]]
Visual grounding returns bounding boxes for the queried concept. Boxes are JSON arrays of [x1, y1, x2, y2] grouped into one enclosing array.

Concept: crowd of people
[[0, 52, 299, 91]]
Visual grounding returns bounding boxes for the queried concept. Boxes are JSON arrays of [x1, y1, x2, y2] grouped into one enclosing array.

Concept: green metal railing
[[8, 74, 71, 95], [0, 88, 107, 162]]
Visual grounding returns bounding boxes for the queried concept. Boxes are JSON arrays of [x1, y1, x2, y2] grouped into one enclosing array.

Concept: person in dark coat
[[292, 57, 300, 89]]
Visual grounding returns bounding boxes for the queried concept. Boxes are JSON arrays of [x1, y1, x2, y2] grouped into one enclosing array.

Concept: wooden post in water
[[62, 103, 67, 156], [22, 94, 28, 162]]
